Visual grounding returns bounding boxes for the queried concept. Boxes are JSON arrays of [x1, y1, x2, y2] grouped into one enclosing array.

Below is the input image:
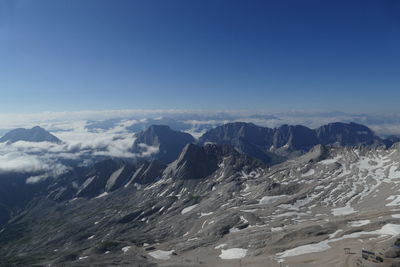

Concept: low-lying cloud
[[1, 109, 400, 184], [1, 109, 400, 137], [0, 119, 138, 183]]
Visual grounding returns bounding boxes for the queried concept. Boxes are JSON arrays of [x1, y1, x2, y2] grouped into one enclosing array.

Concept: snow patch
[[219, 248, 247, 259], [389, 166, 400, 179], [302, 169, 315, 177], [95, 192, 108, 199], [320, 158, 338, 165], [331, 206, 356, 216], [278, 224, 400, 259], [348, 220, 370, 227], [148, 250, 175, 260], [122, 246, 131, 253], [215, 243, 227, 249], [240, 216, 249, 224], [328, 229, 343, 238], [200, 212, 214, 217], [386, 195, 400, 206], [229, 227, 240, 233], [277, 241, 331, 258], [259, 195, 287, 205], [181, 204, 198, 214]]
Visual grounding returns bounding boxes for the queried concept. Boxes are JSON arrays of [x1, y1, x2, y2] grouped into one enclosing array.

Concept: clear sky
[[0, 0, 399, 113]]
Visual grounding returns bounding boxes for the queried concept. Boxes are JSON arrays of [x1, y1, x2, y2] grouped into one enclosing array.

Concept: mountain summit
[[199, 121, 384, 162], [0, 126, 61, 143], [131, 125, 195, 163]]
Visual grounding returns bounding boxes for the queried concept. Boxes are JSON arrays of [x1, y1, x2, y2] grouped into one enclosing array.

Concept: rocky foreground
[[1, 141, 400, 266]]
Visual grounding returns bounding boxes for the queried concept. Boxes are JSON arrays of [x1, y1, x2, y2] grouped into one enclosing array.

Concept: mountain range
[[1, 121, 400, 266], [131, 121, 391, 165]]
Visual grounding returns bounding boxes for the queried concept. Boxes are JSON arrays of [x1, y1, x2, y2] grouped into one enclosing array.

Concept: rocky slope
[[1, 122, 400, 266], [1, 142, 400, 266]]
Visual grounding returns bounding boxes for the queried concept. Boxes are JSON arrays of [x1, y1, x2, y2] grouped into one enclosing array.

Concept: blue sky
[[0, 0, 399, 113]]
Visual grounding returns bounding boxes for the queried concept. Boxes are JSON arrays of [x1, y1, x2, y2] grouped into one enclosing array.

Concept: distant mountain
[[272, 124, 319, 151], [0, 126, 61, 143], [199, 122, 384, 162], [315, 122, 380, 146], [131, 125, 195, 164], [198, 122, 285, 164]]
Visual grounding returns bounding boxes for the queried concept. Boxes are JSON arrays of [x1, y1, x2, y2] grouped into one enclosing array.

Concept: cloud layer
[[1, 109, 400, 136], [1, 109, 400, 184], [0, 119, 138, 183]]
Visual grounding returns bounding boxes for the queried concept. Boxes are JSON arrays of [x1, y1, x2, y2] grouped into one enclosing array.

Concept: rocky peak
[[131, 125, 195, 163], [0, 126, 62, 143], [164, 144, 220, 180], [315, 122, 380, 146], [129, 160, 165, 185], [164, 143, 264, 181], [273, 125, 318, 151], [76, 159, 128, 198], [199, 121, 384, 163]]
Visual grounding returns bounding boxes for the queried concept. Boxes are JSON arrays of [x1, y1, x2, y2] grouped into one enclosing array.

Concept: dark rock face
[[77, 159, 135, 198], [105, 164, 136, 192], [199, 122, 383, 163], [163, 143, 264, 181], [164, 144, 220, 180], [199, 122, 272, 146], [0, 126, 61, 143], [131, 125, 195, 164], [315, 122, 380, 146], [129, 160, 165, 184], [274, 125, 319, 151], [198, 122, 284, 164]]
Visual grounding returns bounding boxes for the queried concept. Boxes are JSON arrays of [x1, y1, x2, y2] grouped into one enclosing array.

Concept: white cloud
[[0, 109, 400, 183], [26, 174, 50, 184], [0, 117, 138, 182], [52, 120, 136, 158], [0, 148, 70, 184], [0, 109, 206, 129], [136, 143, 160, 157], [0, 109, 399, 137], [0, 152, 46, 173]]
